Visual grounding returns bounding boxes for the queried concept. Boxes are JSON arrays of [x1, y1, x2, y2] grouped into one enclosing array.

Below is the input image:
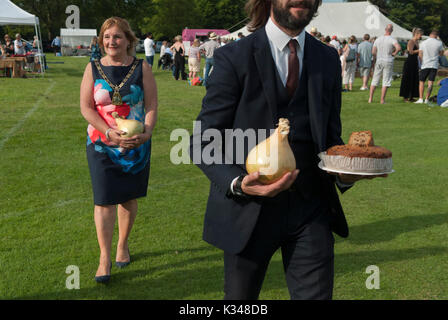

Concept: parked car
[[136, 39, 144, 53], [155, 41, 163, 53]]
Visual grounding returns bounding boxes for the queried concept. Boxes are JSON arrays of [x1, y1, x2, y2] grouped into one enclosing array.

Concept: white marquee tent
[[0, 0, 45, 74], [60, 28, 97, 56], [226, 1, 413, 41], [305, 1, 413, 40]]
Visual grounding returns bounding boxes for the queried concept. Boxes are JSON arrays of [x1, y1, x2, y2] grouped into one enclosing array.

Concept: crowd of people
[[310, 25, 448, 106], [142, 31, 243, 85]]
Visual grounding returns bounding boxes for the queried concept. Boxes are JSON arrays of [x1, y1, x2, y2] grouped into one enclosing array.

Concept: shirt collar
[[265, 17, 306, 52]]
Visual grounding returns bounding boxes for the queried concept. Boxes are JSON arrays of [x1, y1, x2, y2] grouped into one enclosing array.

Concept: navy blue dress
[[86, 58, 151, 205]]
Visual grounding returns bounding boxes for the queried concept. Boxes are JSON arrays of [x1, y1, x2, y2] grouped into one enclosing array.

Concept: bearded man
[[190, 0, 381, 300]]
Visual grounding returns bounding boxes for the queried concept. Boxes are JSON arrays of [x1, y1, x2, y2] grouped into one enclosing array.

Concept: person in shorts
[[415, 30, 444, 104], [357, 34, 373, 90], [368, 24, 401, 104]]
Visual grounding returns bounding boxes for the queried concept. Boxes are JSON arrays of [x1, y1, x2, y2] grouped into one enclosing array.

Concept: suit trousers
[[223, 191, 335, 300]]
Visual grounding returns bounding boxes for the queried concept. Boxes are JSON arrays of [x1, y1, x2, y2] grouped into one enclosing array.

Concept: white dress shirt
[[265, 17, 305, 86]]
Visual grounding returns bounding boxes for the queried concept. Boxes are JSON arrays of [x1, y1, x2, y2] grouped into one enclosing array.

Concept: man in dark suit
[[190, 0, 385, 300]]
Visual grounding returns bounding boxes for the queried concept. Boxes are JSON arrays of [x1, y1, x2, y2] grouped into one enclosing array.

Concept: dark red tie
[[286, 39, 300, 98]]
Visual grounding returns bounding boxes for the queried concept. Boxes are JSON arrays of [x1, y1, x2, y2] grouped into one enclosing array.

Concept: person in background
[[79, 16, 158, 284], [399, 28, 423, 102], [170, 35, 186, 80], [144, 32, 156, 68], [236, 32, 245, 41], [32, 35, 40, 52], [342, 35, 358, 92], [436, 77, 448, 107], [3, 34, 14, 56], [157, 40, 167, 69], [51, 36, 61, 56], [368, 24, 401, 104], [199, 31, 220, 86], [414, 30, 444, 104], [89, 36, 102, 61], [221, 37, 228, 46], [310, 26, 318, 38], [14, 33, 26, 55], [188, 38, 201, 79], [0, 43, 6, 57], [330, 35, 341, 55], [340, 39, 347, 79], [357, 34, 373, 91]]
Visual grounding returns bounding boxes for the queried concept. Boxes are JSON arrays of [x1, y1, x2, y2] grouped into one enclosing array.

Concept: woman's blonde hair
[[174, 35, 182, 42], [98, 17, 138, 56], [412, 27, 424, 36]]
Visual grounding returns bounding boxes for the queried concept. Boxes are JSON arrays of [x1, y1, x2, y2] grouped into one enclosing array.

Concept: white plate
[[318, 161, 394, 176]]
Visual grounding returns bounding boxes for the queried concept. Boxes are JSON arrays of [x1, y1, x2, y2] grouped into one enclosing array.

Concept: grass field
[[0, 54, 447, 300]]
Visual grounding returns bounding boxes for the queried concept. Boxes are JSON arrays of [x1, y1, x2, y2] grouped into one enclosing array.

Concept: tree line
[[1, 0, 447, 44], [1, 0, 247, 41]]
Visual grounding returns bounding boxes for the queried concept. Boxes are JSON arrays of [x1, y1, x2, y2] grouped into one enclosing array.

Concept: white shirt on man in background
[[144, 37, 155, 57], [14, 39, 26, 55], [373, 35, 399, 63], [419, 37, 444, 70]]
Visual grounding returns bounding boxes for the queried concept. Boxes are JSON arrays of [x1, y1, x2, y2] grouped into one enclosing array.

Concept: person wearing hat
[[310, 26, 318, 38], [329, 35, 341, 55], [199, 32, 221, 86]]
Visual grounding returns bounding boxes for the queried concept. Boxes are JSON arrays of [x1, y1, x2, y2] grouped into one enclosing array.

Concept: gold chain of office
[[94, 59, 139, 105]]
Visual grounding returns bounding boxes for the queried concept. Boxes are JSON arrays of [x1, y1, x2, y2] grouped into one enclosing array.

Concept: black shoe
[[95, 263, 112, 284], [115, 249, 131, 269]]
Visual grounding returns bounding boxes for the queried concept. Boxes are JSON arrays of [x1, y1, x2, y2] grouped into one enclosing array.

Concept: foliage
[[7, 0, 247, 42]]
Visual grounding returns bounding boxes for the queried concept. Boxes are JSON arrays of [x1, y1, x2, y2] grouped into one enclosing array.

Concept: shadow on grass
[[14, 241, 448, 300], [343, 213, 448, 244], [335, 246, 448, 276]]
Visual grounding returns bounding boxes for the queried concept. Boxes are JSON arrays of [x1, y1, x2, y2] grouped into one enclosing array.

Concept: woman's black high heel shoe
[[95, 263, 112, 284], [115, 249, 131, 268]]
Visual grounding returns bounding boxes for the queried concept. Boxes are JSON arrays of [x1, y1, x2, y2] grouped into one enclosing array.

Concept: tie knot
[[288, 39, 298, 54]]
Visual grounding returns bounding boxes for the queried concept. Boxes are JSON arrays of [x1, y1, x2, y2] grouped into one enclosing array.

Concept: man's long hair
[[245, 0, 322, 32]]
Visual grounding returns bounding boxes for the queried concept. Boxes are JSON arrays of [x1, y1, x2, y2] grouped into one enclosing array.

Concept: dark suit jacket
[[190, 28, 350, 255]]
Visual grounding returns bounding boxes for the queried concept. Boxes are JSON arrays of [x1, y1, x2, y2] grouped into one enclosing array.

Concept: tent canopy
[[60, 28, 97, 47], [305, 1, 413, 40], [226, 1, 413, 41], [0, 0, 38, 25], [182, 29, 229, 42]]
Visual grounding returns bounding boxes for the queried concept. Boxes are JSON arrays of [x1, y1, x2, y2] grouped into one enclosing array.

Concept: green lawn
[[0, 54, 447, 300]]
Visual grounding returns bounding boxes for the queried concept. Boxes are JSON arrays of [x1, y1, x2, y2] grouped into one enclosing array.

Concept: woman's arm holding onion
[[124, 60, 157, 149]]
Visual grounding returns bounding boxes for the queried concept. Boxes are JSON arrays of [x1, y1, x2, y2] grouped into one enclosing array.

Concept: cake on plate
[[319, 131, 393, 174]]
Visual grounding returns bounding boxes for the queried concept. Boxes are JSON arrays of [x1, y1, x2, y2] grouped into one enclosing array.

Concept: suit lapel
[[304, 33, 325, 151], [253, 29, 278, 124]]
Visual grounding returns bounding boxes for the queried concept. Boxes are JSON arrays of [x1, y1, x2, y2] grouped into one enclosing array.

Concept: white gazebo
[[0, 0, 45, 74], [60, 28, 97, 56]]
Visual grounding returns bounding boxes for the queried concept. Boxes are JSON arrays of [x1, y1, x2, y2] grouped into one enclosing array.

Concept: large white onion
[[111, 112, 144, 138], [245, 118, 296, 184]]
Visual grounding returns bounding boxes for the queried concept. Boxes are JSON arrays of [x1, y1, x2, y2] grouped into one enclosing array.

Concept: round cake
[[319, 131, 393, 174]]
